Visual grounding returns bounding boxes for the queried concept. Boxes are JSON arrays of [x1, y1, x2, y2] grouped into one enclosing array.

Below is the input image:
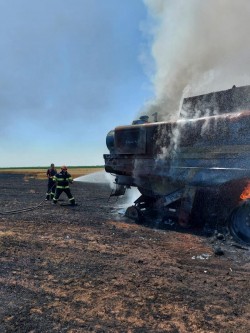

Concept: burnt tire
[[228, 200, 250, 246], [125, 206, 143, 223]]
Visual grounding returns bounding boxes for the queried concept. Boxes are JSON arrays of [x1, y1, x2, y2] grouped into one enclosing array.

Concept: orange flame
[[240, 181, 250, 200]]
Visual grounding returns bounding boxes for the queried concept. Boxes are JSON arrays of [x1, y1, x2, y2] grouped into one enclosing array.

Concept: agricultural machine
[[104, 85, 250, 245]]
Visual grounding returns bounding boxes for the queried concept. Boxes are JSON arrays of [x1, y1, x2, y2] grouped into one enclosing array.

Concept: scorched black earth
[[0, 173, 249, 332]]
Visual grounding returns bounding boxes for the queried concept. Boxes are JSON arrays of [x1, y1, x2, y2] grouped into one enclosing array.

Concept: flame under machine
[[104, 85, 250, 245]]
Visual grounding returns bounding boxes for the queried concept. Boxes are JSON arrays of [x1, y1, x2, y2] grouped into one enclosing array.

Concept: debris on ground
[[0, 174, 249, 332]]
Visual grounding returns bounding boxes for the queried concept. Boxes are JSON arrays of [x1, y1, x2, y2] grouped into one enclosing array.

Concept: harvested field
[[0, 167, 104, 180], [0, 171, 249, 332]]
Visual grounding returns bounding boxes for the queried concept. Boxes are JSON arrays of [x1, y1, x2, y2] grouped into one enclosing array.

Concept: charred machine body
[[104, 85, 250, 245]]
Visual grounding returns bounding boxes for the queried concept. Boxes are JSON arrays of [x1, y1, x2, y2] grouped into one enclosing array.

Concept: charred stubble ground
[[0, 173, 249, 333]]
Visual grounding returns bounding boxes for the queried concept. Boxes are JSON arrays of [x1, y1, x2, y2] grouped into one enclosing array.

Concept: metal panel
[[115, 127, 146, 154]]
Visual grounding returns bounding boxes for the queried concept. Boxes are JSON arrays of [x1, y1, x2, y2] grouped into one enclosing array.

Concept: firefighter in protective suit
[[53, 166, 76, 205]]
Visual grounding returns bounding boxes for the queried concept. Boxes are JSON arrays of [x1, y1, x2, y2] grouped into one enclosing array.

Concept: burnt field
[[0, 173, 249, 333]]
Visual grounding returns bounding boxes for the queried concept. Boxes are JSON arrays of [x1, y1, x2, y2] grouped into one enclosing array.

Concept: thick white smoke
[[143, 0, 250, 121]]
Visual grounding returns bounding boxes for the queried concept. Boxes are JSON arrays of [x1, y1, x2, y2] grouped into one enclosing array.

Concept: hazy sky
[[0, 0, 153, 167]]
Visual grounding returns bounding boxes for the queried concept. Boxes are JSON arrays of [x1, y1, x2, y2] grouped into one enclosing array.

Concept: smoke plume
[[143, 0, 250, 121]]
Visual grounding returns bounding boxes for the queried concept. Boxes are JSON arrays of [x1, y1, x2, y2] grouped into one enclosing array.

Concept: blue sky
[[2, 1, 249, 167], [0, 0, 153, 167]]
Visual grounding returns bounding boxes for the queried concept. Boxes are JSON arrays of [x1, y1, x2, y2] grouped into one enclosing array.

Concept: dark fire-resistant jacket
[[47, 168, 57, 179], [53, 171, 73, 189]]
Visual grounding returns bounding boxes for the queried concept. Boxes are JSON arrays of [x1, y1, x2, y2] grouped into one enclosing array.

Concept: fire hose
[[0, 184, 56, 215], [0, 200, 46, 215]]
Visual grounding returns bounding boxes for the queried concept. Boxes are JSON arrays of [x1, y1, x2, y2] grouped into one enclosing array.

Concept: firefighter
[[53, 166, 76, 205], [46, 163, 57, 200]]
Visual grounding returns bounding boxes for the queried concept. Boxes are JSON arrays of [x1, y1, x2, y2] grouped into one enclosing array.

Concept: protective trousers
[[46, 179, 56, 200], [53, 187, 75, 205]]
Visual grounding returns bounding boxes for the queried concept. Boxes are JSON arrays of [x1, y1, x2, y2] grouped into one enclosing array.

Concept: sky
[[0, 0, 153, 167], [1, 0, 250, 167]]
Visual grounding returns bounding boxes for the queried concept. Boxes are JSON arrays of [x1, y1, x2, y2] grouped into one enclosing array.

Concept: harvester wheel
[[228, 200, 250, 246], [125, 206, 143, 223]]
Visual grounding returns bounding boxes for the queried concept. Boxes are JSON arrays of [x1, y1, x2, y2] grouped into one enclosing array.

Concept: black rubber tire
[[228, 200, 250, 246], [125, 206, 143, 223]]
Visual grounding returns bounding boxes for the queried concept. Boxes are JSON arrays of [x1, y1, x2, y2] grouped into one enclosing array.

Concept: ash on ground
[[0, 173, 249, 333]]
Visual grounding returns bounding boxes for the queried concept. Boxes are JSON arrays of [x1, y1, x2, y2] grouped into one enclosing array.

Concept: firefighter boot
[[70, 198, 76, 206]]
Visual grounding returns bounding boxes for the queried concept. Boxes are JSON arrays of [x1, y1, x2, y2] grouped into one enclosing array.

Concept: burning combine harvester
[[104, 85, 250, 245]]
